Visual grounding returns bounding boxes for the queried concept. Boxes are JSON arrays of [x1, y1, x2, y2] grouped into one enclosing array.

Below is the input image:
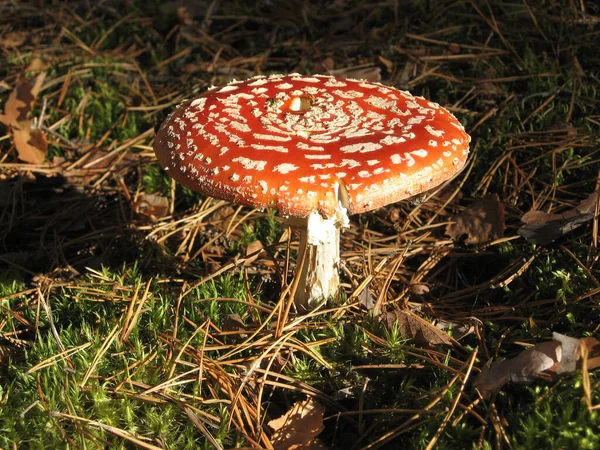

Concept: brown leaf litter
[[0, 72, 48, 164], [133, 193, 169, 221], [518, 190, 599, 245], [380, 310, 457, 347], [476, 333, 600, 395], [243, 240, 265, 266], [446, 193, 505, 245], [268, 397, 327, 450]]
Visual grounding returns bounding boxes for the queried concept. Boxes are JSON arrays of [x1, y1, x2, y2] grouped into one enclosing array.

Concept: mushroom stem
[[294, 204, 350, 311]]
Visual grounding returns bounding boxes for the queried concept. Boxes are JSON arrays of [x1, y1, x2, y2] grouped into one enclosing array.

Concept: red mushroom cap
[[154, 74, 470, 218]]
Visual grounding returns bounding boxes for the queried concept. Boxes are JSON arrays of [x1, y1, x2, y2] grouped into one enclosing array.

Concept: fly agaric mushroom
[[154, 74, 470, 310]]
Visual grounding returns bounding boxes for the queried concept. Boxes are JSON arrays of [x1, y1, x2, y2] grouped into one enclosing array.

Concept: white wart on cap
[[154, 74, 470, 218]]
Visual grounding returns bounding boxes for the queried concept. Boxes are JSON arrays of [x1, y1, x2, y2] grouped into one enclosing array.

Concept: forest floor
[[1, 1, 600, 448]]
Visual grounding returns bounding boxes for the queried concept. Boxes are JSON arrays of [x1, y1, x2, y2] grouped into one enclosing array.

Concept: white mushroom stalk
[[295, 186, 350, 310], [153, 74, 471, 309]]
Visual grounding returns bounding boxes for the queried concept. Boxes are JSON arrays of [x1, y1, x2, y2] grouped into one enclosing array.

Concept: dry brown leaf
[[357, 287, 376, 310], [27, 56, 49, 74], [243, 240, 264, 266], [30, 72, 46, 99], [476, 341, 560, 394], [222, 313, 246, 333], [0, 31, 26, 48], [269, 398, 326, 450], [435, 319, 474, 341], [133, 193, 169, 221], [1, 74, 48, 164], [410, 283, 430, 296], [12, 121, 48, 164], [553, 332, 580, 374], [222, 314, 249, 339], [446, 193, 505, 244], [518, 191, 599, 245], [0, 82, 35, 125], [476, 333, 600, 395], [0, 73, 46, 125], [380, 310, 456, 346]]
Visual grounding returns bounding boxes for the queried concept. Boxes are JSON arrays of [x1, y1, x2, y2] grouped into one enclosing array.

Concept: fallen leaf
[[446, 194, 505, 244], [269, 398, 326, 450], [1, 74, 48, 164], [222, 314, 248, 339], [410, 283, 430, 296], [222, 313, 246, 333], [27, 56, 49, 74], [553, 332, 580, 374], [133, 193, 169, 221], [0, 82, 35, 125], [0, 31, 26, 48], [380, 310, 456, 346], [476, 333, 600, 395], [0, 73, 46, 126], [243, 240, 265, 266], [476, 341, 560, 394], [518, 191, 599, 245], [357, 287, 376, 310], [11, 121, 47, 164], [435, 319, 474, 341]]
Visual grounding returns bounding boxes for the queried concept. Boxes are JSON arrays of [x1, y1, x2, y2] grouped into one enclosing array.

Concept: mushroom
[[154, 74, 470, 310]]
